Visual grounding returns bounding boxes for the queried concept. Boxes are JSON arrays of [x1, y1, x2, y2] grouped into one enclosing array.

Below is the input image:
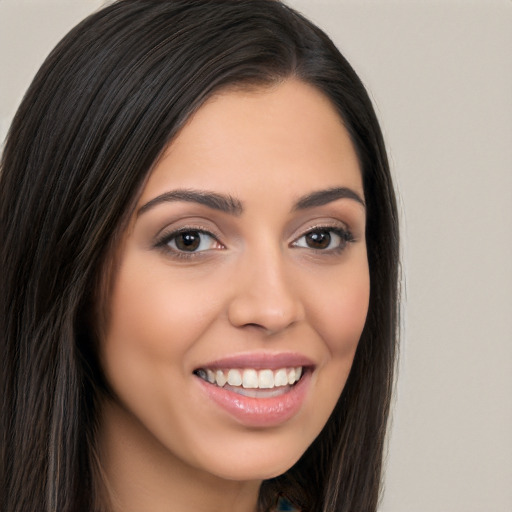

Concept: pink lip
[[195, 352, 315, 371], [196, 369, 312, 428]]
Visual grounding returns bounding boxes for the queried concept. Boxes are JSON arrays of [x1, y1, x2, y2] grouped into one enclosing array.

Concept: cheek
[[99, 257, 211, 399], [104, 256, 210, 350], [98, 256, 223, 456], [304, 255, 370, 412], [310, 258, 370, 358]]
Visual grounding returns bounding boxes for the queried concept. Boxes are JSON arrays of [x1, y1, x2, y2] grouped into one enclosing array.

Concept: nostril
[[244, 322, 269, 331], [239, 321, 299, 337]]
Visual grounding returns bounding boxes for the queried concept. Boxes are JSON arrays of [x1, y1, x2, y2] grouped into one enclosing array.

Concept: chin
[[191, 433, 308, 483]]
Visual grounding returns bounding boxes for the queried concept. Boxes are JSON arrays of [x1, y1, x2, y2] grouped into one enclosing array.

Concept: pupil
[[306, 230, 331, 249], [176, 231, 200, 251]]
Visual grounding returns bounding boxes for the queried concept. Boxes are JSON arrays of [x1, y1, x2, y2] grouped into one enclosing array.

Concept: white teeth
[[198, 366, 305, 389], [215, 370, 227, 387], [274, 368, 288, 387], [242, 369, 259, 389], [206, 369, 215, 384], [227, 369, 242, 386], [258, 369, 274, 389]]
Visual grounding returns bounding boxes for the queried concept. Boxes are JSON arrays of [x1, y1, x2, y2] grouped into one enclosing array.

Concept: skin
[[97, 79, 370, 512]]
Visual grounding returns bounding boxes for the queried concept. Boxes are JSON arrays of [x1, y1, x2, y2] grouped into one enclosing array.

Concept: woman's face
[[100, 79, 369, 482]]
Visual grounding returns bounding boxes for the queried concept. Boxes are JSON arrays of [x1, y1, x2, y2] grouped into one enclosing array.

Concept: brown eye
[[162, 229, 220, 253], [305, 230, 332, 249], [293, 227, 353, 252], [174, 231, 201, 251]]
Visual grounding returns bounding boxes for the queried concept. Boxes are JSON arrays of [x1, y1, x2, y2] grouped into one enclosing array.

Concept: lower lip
[[197, 371, 311, 427]]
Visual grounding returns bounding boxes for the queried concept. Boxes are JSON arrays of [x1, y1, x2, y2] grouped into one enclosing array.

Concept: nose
[[227, 246, 305, 335]]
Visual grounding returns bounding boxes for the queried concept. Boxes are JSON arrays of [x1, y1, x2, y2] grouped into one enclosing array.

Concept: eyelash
[[155, 225, 355, 259], [155, 226, 223, 260], [292, 226, 355, 254]]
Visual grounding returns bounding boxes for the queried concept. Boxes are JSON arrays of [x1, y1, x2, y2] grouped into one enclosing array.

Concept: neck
[[95, 398, 261, 512]]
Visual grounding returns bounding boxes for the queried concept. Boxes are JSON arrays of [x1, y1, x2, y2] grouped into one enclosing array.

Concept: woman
[[0, 1, 399, 511]]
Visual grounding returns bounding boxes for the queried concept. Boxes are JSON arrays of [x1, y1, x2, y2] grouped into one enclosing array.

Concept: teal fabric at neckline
[[276, 497, 300, 511]]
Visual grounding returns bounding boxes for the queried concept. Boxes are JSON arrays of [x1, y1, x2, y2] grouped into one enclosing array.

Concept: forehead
[[138, 79, 363, 207]]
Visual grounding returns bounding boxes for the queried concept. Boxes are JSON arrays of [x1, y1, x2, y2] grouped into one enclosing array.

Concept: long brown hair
[[0, 1, 399, 511]]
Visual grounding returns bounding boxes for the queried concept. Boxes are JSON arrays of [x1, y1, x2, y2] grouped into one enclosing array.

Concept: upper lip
[[195, 352, 315, 371]]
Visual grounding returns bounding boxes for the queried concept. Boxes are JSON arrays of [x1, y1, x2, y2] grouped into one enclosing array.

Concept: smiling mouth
[[193, 366, 305, 397]]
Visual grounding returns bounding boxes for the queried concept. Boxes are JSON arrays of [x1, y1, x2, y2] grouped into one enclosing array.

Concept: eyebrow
[[293, 187, 365, 210], [137, 189, 243, 216], [137, 186, 365, 217]]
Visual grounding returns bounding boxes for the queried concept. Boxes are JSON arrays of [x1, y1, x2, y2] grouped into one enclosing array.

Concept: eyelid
[[153, 218, 223, 244], [154, 225, 225, 256], [290, 220, 353, 241], [290, 223, 355, 252]]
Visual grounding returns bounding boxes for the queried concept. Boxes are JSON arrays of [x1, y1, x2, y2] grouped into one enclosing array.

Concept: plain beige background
[[1, 1, 511, 511]]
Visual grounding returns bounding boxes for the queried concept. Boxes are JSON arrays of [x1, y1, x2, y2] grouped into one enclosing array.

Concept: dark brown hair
[[0, 1, 399, 511]]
